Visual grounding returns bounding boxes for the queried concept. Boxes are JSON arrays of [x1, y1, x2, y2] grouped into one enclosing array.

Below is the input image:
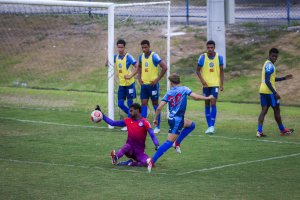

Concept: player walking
[[256, 48, 294, 137]]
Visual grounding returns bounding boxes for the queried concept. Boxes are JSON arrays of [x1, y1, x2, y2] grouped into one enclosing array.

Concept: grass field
[[1, 87, 300, 200]]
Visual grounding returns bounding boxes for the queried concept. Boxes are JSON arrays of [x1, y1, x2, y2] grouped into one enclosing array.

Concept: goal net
[[0, 0, 171, 126]]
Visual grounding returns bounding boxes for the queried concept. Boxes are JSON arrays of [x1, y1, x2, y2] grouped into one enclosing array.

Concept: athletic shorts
[[260, 93, 280, 107], [203, 87, 219, 99], [121, 143, 148, 164], [140, 83, 159, 101], [168, 116, 184, 134], [118, 82, 136, 100]]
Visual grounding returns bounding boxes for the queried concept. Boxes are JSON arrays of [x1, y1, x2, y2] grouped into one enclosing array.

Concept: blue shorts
[[118, 83, 136, 100], [260, 93, 280, 107], [140, 83, 159, 101], [203, 87, 219, 99], [168, 116, 184, 134]]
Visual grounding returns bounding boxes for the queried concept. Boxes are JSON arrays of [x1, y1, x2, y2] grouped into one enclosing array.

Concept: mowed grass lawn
[[0, 88, 300, 200]]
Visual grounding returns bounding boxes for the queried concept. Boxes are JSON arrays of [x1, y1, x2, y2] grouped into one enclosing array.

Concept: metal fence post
[[287, 0, 291, 26], [186, 0, 189, 25]]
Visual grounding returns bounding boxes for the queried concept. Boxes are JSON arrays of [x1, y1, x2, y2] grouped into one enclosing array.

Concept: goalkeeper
[[95, 103, 159, 167]]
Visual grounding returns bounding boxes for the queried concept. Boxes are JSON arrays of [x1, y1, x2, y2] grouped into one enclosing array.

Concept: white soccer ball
[[90, 110, 103, 123]]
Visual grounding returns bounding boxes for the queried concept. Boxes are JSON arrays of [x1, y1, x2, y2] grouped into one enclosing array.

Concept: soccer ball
[[90, 110, 103, 123]]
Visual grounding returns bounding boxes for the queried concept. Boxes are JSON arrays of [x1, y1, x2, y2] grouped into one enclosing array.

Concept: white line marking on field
[[176, 152, 300, 176], [0, 117, 107, 129], [0, 158, 165, 175], [1, 117, 299, 145]]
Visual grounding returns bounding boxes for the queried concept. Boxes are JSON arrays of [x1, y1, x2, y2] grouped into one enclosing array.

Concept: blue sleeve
[[138, 54, 142, 63], [265, 63, 275, 75], [114, 54, 117, 63], [185, 87, 192, 96], [126, 54, 137, 69], [152, 53, 162, 66], [197, 54, 205, 67], [148, 128, 159, 147], [218, 55, 224, 66], [103, 115, 126, 127], [161, 93, 168, 102], [275, 77, 285, 82], [265, 73, 277, 94]]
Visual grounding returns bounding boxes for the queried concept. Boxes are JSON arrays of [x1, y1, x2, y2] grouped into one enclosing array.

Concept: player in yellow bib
[[196, 40, 224, 135], [114, 39, 138, 131], [256, 48, 294, 137], [137, 40, 167, 134]]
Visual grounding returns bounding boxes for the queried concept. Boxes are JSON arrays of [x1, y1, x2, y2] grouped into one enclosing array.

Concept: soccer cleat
[[154, 127, 160, 134], [280, 128, 294, 136], [172, 141, 181, 154], [111, 149, 118, 165], [205, 126, 214, 135], [121, 126, 127, 131], [147, 158, 154, 173], [256, 131, 267, 138], [117, 159, 133, 166]]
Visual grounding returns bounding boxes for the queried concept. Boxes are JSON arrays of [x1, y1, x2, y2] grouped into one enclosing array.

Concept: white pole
[[225, 0, 235, 25], [207, 0, 226, 67], [166, 1, 171, 119], [107, 4, 115, 129]]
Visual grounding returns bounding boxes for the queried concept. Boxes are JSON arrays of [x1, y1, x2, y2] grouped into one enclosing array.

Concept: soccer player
[[114, 39, 138, 131], [137, 40, 167, 134], [146, 73, 214, 173], [256, 48, 294, 137], [196, 40, 224, 135], [95, 103, 159, 166]]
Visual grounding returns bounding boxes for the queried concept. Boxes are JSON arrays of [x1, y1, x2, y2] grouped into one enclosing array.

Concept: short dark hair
[[206, 40, 215, 46], [269, 48, 279, 55], [141, 40, 150, 46], [117, 39, 126, 46], [168, 73, 181, 84], [129, 103, 142, 113]]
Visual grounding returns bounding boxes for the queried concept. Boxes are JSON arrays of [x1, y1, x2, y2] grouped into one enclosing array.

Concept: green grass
[[1, 88, 300, 200]]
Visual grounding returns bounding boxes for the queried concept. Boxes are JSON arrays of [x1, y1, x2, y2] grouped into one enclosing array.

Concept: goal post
[[0, 0, 171, 128]]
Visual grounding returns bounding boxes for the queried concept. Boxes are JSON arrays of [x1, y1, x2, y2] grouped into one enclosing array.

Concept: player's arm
[[137, 55, 143, 85], [94, 105, 126, 127], [153, 101, 167, 126], [152, 54, 167, 86], [196, 55, 208, 87], [147, 128, 160, 149], [275, 74, 293, 81], [102, 115, 126, 127], [265, 70, 280, 99], [189, 92, 214, 101], [219, 55, 224, 91], [124, 54, 138, 79]]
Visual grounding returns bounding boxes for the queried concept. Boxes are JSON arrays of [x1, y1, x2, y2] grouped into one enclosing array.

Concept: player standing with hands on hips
[[138, 40, 167, 134], [196, 40, 224, 135], [256, 48, 294, 137]]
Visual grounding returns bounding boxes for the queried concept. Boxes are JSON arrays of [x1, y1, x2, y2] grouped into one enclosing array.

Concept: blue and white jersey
[[114, 53, 137, 69], [138, 51, 162, 66], [161, 86, 192, 118], [197, 53, 224, 67], [264, 62, 275, 75]]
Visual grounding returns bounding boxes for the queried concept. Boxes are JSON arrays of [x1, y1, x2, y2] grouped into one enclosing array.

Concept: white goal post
[[0, 0, 171, 128]]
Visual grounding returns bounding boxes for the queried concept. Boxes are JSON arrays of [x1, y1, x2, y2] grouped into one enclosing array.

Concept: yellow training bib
[[115, 53, 135, 86], [259, 60, 276, 94], [141, 52, 158, 84], [201, 53, 221, 87]]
